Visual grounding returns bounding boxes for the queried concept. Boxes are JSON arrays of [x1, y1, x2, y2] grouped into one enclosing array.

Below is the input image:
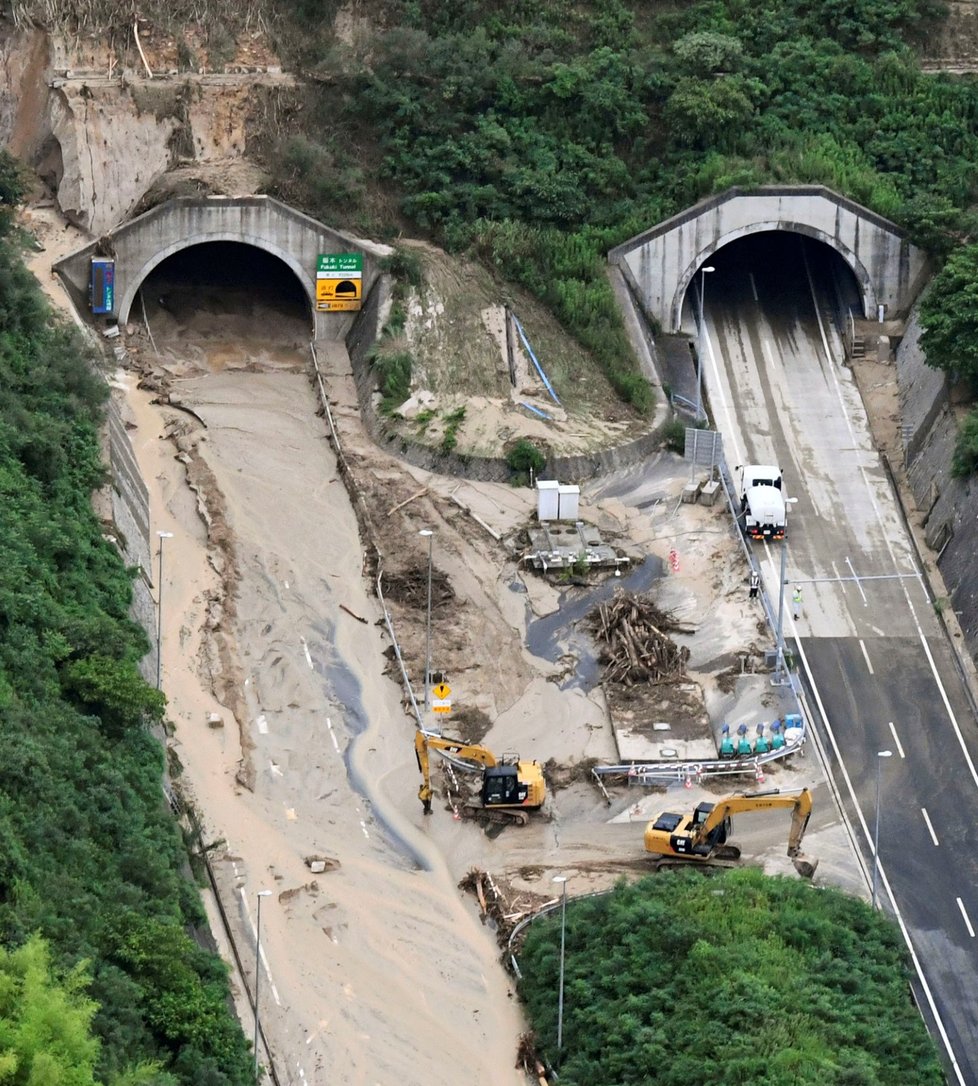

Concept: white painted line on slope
[[958, 898, 975, 938], [360, 819, 369, 839], [300, 636, 314, 670], [845, 556, 868, 605], [326, 717, 340, 753], [888, 721, 905, 759], [921, 808, 939, 847], [859, 640, 874, 674]]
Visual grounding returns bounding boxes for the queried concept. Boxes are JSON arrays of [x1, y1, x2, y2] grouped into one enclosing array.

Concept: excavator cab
[[482, 764, 526, 807]]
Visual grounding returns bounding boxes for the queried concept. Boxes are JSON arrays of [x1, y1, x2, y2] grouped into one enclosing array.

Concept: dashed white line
[[958, 898, 975, 938], [859, 640, 874, 674], [326, 717, 340, 753], [360, 819, 369, 839], [300, 635, 314, 670], [239, 888, 282, 1007], [921, 808, 939, 847], [887, 721, 905, 758]]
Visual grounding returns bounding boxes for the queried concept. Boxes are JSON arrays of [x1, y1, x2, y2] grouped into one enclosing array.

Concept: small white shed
[[557, 484, 580, 521], [536, 480, 560, 521]]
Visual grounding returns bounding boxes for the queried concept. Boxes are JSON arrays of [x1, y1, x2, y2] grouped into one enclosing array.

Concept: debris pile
[[588, 592, 693, 685], [379, 565, 455, 609]]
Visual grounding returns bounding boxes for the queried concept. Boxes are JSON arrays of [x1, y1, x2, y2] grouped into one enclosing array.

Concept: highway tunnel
[[683, 231, 862, 336], [137, 241, 312, 345]]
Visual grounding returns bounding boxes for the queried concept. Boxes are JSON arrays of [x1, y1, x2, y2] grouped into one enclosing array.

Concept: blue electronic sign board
[[90, 258, 115, 314]]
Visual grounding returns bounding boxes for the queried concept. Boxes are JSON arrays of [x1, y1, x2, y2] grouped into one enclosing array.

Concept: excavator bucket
[[792, 854, 818, 879]]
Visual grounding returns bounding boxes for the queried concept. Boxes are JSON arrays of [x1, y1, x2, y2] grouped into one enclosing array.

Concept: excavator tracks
[[462, 804, 530, 826]]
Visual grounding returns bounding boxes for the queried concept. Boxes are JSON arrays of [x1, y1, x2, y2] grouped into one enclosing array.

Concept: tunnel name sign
[[316, 253, 362, 312]]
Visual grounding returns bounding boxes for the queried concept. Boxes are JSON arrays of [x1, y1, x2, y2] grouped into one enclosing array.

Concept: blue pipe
[[512, 314, 561, 405]]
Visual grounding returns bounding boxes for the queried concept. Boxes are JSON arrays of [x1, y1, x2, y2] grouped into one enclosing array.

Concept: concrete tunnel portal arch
[[609, 186, 927, 336], [53, 196, 390, 344], [118, 235, 314, 329], [675, 221, 874, 332]]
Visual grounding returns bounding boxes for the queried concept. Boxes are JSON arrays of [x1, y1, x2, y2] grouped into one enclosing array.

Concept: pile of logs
[[588, 592, 693, 685]]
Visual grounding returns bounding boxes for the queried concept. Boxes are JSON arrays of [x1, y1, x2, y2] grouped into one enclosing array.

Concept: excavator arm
[[414, 730, 499, 815]]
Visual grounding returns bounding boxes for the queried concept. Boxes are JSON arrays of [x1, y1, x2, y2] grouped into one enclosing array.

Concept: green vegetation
[[0, 155, 252, 1082], [506, 438, 547, 485], [269, 0, 978, 416], [440, 405, 466, 453], [518, 867, 944, 1084]]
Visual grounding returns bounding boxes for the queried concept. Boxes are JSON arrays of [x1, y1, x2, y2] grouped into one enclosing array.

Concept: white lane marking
[[792, 599, 967, 1084], [831, 560, 846, 595], [256, 714, 268, 734], [958, 898, 975, 938], [360, 819, 369, 839], [704, 322, 745, 470], [749, 272, 758, 301], [887, 721, 905, 758], [300, 636, 314, 670], [859, 640, 874, 674], [239, 888, 282, 1007], [784, 245, 967, 1081], [326, 717, 340, 753], [845, 556, 868, 605], [921, 808, 939, 847]]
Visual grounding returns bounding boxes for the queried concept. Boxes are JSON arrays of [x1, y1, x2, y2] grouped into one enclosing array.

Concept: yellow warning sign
[[432, 683, 451, 700], [315, 278, 362, 312]]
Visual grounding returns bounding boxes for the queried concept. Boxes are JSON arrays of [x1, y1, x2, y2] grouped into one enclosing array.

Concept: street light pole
[[553, 875, 568, 1060], [419, 529, 433, 712], [774, 539, 787, 683], [156, 530, 174, 689], [253, 889, 272, 1080], [695, 265, 715, 421], [872, 751, 893, 908]]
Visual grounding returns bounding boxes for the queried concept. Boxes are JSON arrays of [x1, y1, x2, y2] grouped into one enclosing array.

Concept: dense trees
[[0, 167, 253, 1082], [268, 0, 978, 412], [517, 868, 944, 1085]]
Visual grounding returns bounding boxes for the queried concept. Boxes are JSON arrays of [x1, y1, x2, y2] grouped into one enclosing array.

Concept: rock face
[[0, 25, 291, 236]]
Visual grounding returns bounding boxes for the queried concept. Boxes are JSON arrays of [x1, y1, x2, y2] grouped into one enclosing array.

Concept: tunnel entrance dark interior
[[684, 231, 863, 331], [139, 241, 311, 343]]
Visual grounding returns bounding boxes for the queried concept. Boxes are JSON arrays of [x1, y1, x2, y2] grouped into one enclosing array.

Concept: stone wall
[[897, 310, 978, 652]]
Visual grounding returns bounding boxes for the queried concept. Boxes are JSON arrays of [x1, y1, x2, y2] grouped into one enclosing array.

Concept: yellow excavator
[[414, 729, 546, 826], [643, 787, 819, 878]]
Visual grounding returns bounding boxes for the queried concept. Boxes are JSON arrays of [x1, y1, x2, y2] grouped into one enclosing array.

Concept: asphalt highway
[[700, 231, 978, 1085]]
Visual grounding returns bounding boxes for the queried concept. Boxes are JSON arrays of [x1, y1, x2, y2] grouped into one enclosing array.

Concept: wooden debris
[[386, 487, 427, 516], [587, 591, 693, 686], [339, 603, 368, 624]]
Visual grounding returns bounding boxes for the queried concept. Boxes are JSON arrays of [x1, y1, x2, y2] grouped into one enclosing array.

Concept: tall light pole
[[695, 265, 715, 421], [254, 889, 272, 1080], [156, 530, 174, 689], [872, 751, 893, 908], [419, 529, 433, 712], [553, 875, 568, 1061]]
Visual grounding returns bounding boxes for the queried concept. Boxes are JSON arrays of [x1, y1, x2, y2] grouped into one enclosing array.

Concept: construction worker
[[792, 585, 802, 620], [748, 570, 760, 600]]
